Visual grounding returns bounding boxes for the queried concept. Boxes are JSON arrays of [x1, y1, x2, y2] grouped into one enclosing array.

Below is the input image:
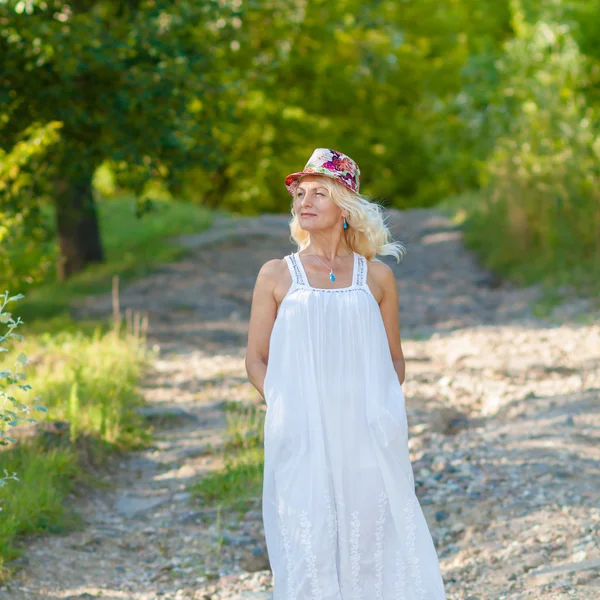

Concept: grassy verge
[[189, 402, 265, 519], [438, 190, 600, 314], [0, 324, 153, 578], [7, 195, 215, 332], [0, 195, 222, 581]]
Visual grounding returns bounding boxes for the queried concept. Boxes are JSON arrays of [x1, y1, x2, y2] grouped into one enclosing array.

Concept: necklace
[[308, 250, 353, 282]]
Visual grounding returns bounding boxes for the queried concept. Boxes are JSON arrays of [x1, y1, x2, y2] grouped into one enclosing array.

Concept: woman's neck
[[303, 242, 353, 261]]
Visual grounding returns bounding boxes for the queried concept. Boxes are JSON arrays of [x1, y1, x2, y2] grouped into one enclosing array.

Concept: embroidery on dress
[[404, 495, 427, 599], [278, 503, 297, 600], [395, 547, 407, 598], [299, 510, 323, 600], [349, 509, 363, 600], [337, 498, 349, 546], [323, 488, 337, 545], [374, 490, 387, 600]]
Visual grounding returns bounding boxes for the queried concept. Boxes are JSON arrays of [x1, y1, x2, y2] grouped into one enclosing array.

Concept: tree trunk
[[55, 171, 104, 280]]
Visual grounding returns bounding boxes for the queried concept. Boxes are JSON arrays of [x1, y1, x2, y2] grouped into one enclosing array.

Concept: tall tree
[[0, 0, 227, 279]]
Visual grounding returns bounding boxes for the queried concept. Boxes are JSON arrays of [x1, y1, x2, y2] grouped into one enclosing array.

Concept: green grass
[[0, 193, 222, 580], [0, 324, 153, 576], [439, 190, 600, 306], [7, 195, 215, 332], [0, 445, 81, 563], [189, 402, 265, 517], [19, 328, 153, 446]]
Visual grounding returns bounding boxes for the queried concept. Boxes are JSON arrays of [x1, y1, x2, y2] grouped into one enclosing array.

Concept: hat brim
[[284, 169, 355, 195]]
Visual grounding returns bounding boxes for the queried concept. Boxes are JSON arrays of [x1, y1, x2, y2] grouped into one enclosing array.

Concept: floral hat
[[285, 148, 361, 195]]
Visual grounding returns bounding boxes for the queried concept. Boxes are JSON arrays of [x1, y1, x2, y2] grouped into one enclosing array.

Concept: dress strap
[[354, 253, 368, 288], [284, 253, 307, 287]]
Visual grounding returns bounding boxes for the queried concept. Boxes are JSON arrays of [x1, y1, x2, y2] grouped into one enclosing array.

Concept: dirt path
[[2, 209, 599, 600]]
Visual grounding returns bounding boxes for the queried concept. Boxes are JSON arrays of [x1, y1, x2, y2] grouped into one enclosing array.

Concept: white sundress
[[262, 250, 447, 600]]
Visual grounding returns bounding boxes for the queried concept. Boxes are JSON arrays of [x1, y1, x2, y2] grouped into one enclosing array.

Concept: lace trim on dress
[[355, 254, 366, 287], [292, 251, 359, 292], [288, 253, 306, 286]]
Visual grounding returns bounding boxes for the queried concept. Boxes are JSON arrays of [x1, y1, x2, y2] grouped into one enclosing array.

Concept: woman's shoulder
[[256, 255, 291, 281], [365, 257, 395, 285], [366, 256, 392, 272]]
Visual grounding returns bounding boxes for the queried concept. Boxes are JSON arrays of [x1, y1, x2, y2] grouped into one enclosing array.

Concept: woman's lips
[[301, 213, 317, 217]]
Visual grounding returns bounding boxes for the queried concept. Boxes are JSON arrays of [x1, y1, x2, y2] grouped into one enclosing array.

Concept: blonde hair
[[288, 175, 406, 262]]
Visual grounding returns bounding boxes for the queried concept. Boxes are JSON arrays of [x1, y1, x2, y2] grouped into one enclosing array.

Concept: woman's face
[[293, 175, 343, 232]]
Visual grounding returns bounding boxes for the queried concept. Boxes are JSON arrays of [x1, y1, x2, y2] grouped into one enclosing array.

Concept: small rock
[[115, 494, 169, 517], [136, 405, 198, 421], [450, 521, 465, 533], [222, 532, 255, 546], [173, 492, 191, 503], [4, 556, 29, 569]]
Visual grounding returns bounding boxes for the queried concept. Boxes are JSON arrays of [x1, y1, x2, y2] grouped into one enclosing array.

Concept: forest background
[[2, 0, 599, 296]]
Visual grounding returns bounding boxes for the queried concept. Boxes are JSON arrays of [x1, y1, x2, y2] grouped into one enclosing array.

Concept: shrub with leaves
[[0, 291, 46, 489], [452, 7, 600, 289]]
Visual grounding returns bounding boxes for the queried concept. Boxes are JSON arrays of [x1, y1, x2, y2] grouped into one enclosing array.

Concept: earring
[[343, 218, 348, 230]]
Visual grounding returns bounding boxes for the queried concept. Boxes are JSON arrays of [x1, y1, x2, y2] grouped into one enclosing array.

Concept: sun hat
[[285, 148, 361, 196]]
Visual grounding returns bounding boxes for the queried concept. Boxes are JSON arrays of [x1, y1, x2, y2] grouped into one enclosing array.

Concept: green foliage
[[0, 0, 227, 281], [0, 0, 224, 185], [2, 0, 599, 296], [0, 292, 46, 471], [0, 123, 61, 290], [182, 0, 492, 211], [460, 17, 600, 291]]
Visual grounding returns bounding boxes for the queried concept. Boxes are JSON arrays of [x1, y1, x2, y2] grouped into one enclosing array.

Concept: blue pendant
[[330, 272, 336, 282]]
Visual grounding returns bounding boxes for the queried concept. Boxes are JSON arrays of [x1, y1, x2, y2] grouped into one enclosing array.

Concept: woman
[[245, 148, 446, 599]]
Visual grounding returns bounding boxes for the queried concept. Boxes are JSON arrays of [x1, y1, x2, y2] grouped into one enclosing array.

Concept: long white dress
[[262, 251, 447, 600]]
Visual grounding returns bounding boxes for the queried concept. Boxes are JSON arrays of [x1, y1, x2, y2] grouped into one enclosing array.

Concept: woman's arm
[[371, 260, 405, 385], [245, 258, 282, 399]]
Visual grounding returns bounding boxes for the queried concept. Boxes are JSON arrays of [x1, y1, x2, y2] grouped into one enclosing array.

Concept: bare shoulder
[[257, 257, 287, 281], [254, 256, 292, 305], [368, 258, 396, 286], [362, 257, 396, 303], [254, 256, 290, 290]]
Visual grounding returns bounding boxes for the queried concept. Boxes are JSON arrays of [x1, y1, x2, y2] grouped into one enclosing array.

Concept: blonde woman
[[245, 148, 446, 599]]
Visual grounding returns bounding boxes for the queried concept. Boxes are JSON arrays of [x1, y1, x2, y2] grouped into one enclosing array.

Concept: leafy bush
[[0, 291, 46, 488], [455, 15, 600, 289]]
